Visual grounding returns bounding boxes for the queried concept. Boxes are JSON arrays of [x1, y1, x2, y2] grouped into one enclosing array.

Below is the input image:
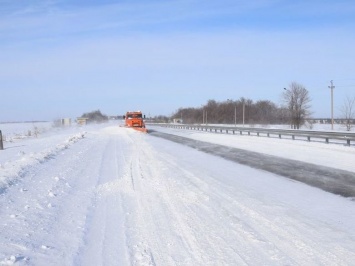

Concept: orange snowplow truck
[[123, 111, 147, 133]]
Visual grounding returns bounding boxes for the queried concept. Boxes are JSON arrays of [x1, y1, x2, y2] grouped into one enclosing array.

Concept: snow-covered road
[[1, 123, 355, 265]]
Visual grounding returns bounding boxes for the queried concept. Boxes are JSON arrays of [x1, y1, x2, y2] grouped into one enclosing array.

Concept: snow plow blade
[[132, 127, 148, 133]]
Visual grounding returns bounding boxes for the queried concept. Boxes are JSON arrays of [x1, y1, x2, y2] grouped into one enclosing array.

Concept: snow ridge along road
[[1, 123, 355, 265]]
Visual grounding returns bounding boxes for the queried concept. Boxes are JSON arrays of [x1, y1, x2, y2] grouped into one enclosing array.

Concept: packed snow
[[0, 121, 354, 265]]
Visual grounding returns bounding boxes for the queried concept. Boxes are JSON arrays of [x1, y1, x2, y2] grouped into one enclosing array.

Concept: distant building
[[53, 118, 72, 127], [76, 117, 88, 126], [61, 118, 71, 126], [173, 118, 183, 124]]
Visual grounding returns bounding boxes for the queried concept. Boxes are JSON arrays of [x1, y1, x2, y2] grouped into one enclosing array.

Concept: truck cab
[[123, 111, 146, 129]]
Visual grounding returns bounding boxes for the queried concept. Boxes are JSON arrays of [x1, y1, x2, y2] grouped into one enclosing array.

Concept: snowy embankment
[[0, 122, 52, 142], [0, 121, 355, 265], [0, 133, 85, 190]]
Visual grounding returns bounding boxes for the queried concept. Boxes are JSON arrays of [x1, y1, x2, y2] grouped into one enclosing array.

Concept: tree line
[[170, 81, 355, 130], [171, 98, 289, 125], [171, 82, 314, 128]]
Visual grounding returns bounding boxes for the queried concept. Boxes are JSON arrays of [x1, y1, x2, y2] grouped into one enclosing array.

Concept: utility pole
[[203, 109, 207, 125], [328, 80, 335, 130]]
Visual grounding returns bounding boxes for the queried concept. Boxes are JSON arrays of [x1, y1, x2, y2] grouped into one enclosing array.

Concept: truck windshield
[[127, 114, 142, 119]]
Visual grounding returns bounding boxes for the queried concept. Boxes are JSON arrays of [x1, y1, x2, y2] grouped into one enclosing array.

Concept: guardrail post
[[307, 136, 311, 142], [326, 138, 329, 144], [0, 130, 4, 150], [347, 139, 350, 146]]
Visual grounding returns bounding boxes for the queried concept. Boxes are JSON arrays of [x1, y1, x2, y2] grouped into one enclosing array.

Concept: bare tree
[[283, 82, 312, 129], [340, 96, 355, 131], [254, 100, 279, 124]]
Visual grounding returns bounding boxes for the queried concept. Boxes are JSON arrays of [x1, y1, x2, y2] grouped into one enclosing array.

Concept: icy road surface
[[1, 124, 355, 265], [149, 129, 355, 197]]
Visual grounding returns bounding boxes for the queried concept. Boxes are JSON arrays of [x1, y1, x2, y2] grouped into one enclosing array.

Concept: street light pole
[[328, 80, 335, 130], [202, 109, 207, 125], [284, 88, 293, 129]]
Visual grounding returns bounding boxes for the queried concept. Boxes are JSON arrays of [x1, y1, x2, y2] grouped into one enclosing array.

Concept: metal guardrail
[[152, 124, 355, 146]]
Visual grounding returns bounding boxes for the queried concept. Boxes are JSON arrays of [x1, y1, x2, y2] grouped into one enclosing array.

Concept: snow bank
[[0, 132, 86, 192], [0, 122, 53, 142]]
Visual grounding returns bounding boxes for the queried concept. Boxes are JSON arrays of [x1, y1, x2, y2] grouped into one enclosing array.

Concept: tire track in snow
[[121, 132, 158, 266], [119, 130, 219, 265], [124, 132, 252, 265], [76, 128, 132, 266], [146, 149, 280, 265]]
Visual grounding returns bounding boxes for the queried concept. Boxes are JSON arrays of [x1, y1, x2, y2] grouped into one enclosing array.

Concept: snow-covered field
[[0, 121, 354, 265], [0, 122, 53, 142]]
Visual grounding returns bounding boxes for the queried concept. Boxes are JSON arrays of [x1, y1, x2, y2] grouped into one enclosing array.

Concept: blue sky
[[1, 0, 355, 121]]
